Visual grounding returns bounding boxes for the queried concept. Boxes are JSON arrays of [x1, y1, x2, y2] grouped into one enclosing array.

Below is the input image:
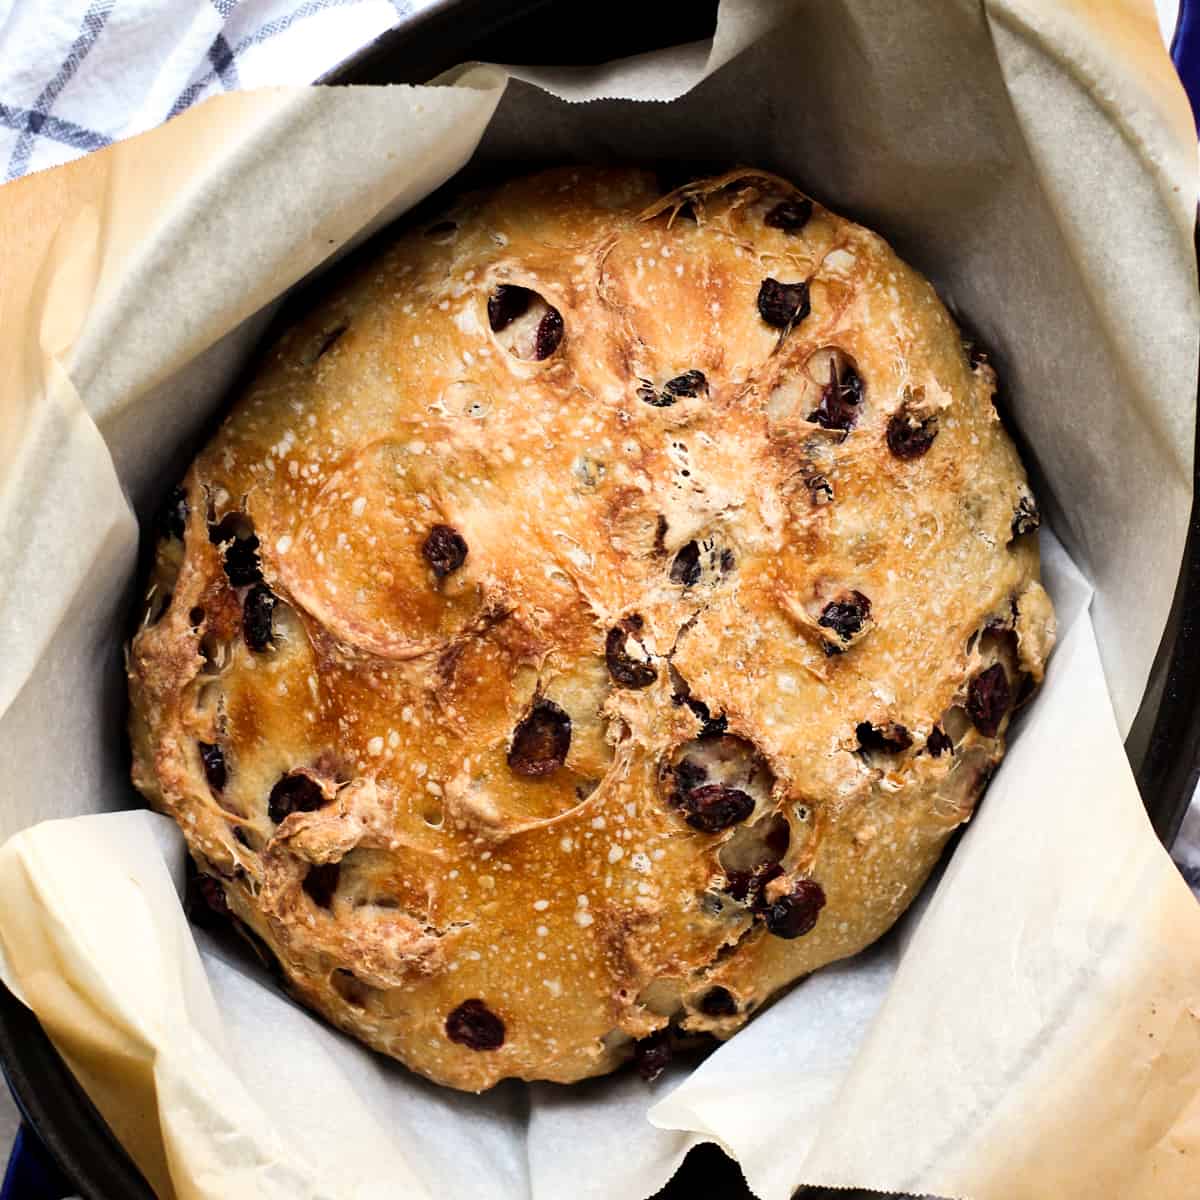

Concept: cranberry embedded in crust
[[757, 277, 811, 329], [967, 663, 1011, 738], [762, 879, 826, 939], [445, 999, 505, 1050], [679, 784, 755, 833], [764, 197, 813, 233], [421, 524, 468, 579], [267, 772, 325, 824], [507, 699, 572, 777]]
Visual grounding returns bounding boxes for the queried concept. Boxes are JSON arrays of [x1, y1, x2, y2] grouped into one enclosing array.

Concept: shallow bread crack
[[128, 165, 1054, 1092]]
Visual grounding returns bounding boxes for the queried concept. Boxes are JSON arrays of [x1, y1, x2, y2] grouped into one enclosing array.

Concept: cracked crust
[[127, 167, 1054, 1091]]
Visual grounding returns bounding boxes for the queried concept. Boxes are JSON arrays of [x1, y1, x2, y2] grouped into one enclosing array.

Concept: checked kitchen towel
[[0, 0, 425, 180]]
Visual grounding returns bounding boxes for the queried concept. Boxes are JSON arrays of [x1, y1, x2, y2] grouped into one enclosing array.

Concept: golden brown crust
[[127, 167, 1054, 1091]]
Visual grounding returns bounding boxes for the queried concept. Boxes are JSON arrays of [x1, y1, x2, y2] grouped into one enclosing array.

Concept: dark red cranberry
[[634, 1030, 673, 1081], [487, 285, 533, 332], [446, 999, 505, 1050], [198, 741, 226, 793], [1012, 492, 1041, 537], [698, 986, 738, 1016], [817, 590, 871, 652], [670, 541, 701, 587], [313, 323, 348, 361], [533, 308, 564, 359], [764, 197, 813, 233], [856, 722, 913, 754], [672, 757, 709, 799], [763, 879, 826, 939], [161, 486, 189, 541], [267, 772, 325, 824], [680, 784, 755, 833], [302, 862, 341, 909], [808, 359, 863, 432], [967, 663, 1011, 737], [189, 606, 205, 628], [757, 278, 811, 329], [422, 524, 468, 578], [886, 410, 939, 459], [663, 370, 708, 399], [687, 698, 727, 740], [242, 584, 276, 651], [185, 870, 230, 931], [508, 699, 572, 777], [605, 617, 657, 689], [208, 514, 262, 587], [926, 725, 953, 757]]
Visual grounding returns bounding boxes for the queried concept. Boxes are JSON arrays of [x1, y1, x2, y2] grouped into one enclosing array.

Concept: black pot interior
[[3, 3, 1197, 1198]]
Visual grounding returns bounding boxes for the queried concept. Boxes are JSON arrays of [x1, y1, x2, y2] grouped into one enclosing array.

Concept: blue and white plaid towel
[[0, 0, 426, 181]]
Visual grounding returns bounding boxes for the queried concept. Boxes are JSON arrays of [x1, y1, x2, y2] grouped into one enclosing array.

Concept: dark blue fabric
[[1174, 0, 1200, 131], [2, 1125, 74, 1200]]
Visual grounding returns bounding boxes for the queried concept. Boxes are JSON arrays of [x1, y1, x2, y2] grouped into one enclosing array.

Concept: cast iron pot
[[2, 2, 1198, 1197]]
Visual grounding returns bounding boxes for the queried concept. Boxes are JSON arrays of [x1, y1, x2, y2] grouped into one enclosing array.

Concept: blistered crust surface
[[127, 168, 1054, 1091]]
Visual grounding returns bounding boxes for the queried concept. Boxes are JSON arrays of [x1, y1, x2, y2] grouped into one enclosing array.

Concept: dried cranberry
[[886, 410, 938, 459], [926, 725, 952, 757], [663, 370, 708, 399], [763, 879, 826, 939], [817, 590, 871, 652], [670, 541, 701, 587], [806, 475, 834, 506], [242, 584, 276, 651], [533, 308, 564, 359], [698, 986, 738, 1016], [686, 698, 727, 740], [764, 198, 813, 233], [634, 1030, 672, 1081], [605, 617, 657, 689], [185, 870, 230, 931], [508, 699, 572, 777], [161, 486, 189, 541], [1012, 491, 1041, 537], [680, 784, 755, 833], [208, 514, 262, 587], [268, 772, 325, 824], [672, 757, 708, 799], [189, 606, 205, 628], [446, 999, 505, 1050], [302, 862, 341, 910], [967, 663, 1011, 737], [422, 524, 468, 578], [809, 358, 863, 432], [487, 284, 533, 332], [726, 862, 783, 907], [856, 722, 913, 754], [757, 278, 811, 329], [198, 742, 226, 793], [313, 323, 348, 362]]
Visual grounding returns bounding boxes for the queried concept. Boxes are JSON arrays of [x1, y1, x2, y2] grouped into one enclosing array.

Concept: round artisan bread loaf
[[128, 167, 1054, 1091]]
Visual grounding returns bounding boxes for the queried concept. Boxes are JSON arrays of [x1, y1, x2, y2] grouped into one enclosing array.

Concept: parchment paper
[[1, 2, 1198, 1198]]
